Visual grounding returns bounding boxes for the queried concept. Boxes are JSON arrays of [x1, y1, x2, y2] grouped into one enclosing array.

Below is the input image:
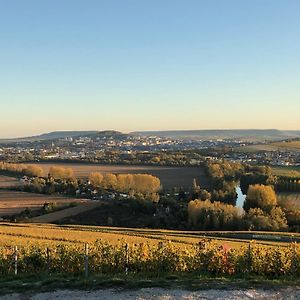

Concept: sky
[[0, 0, 300, 138]]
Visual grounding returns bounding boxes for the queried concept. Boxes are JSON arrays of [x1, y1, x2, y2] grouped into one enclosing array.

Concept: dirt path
[[1, 287, 299, 300], [30, 201, 103, 223]]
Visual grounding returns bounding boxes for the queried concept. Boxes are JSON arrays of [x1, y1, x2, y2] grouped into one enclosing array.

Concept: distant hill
[[1, 129, 300, 144], [132, 129, 300, 141], [0, 130, 126, 144]]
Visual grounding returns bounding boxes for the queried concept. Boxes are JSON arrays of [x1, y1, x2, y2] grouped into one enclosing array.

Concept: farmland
[[0, 176, 20, 189], [0, 189, 88, 217], [0, 223, 299, 283], [272, 140, 300, 150], [0, 223, 298, 249], [237, 141, 300, 153], [1, 208, 299, 289], [277, 192, 300, 209], [31, 162, 209, 189], [272, 165, 300, 177]]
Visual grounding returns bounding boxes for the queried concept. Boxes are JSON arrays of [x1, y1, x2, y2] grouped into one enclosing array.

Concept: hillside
[[0, 223, 298, 248], [0, 130, 126, 144], [2, 129, 300, 144], [132, 129, 300, 141]]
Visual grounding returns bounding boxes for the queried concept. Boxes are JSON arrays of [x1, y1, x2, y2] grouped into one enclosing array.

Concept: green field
[[237, 141, 300, 153], [272, 166, 300, 177]]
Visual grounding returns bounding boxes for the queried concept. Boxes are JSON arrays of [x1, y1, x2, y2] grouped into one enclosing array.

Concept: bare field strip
[[30, 201, 103, 223], [0, 175, 20, 188], [31, 162, 209, 189], [0, 190, 88, 216]]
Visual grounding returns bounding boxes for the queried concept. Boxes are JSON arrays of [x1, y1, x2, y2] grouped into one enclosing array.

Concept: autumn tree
[[188, 199, 242, 230], [132, 174, 160, 194], [245, 207, 288, 231], [101, 173, 118, 190], [243, 184, 277, 213], [89, 172, 103, 187], [23, 165, 43, 177], [116, 174, 134, 192], [48, 166, 75, 180]]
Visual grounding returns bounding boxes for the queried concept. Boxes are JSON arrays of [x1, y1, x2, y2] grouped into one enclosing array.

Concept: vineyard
[[0, 238, 299, 278], [0, 223, 299, 278]]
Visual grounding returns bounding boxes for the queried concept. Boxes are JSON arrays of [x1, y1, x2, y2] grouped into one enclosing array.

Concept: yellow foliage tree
[[89, 172, 103, 187], [244, 184, 277, 212]]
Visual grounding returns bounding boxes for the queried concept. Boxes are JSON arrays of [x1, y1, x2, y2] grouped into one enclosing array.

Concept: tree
[[269, 207, 288, 231], [23, 165, 44, 177], [188, 199, 242, 230], [243, 184, 277, 213], [245, 207, 288, 231], [101, 173, 118, 190], [116, 174, 134, 192], [49, 166, 75, 180], [89, 172, 103, 187], [198, 189, 211, 201], [245, 208, 272, 230]]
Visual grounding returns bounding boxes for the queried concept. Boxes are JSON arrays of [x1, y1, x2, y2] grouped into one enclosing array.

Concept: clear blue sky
[[1, 0, 299, 137]]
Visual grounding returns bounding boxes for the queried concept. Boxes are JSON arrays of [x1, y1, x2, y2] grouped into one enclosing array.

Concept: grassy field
[[237, 141, 300, 153], [0, 223, 298, 249], [0, 190, 88, 217], [272, 141, 300, 150], [277, 192, 300, 209], [31, 162, 209, 189], [272, 166, 300, 177]]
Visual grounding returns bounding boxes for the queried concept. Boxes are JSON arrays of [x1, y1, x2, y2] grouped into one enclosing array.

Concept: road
[[1, 287, 299, 300]]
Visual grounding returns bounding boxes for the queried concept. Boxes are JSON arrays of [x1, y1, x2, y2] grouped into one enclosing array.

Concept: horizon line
[[1, 128, 300, 140]]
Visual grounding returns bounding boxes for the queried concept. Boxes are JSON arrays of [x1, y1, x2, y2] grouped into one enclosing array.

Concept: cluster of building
[[0, 134, 248, 161], [223, 150, 300, 166], [0, 133, 299, 167]]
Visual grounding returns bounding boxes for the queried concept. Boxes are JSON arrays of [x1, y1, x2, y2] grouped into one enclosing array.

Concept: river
[[235, 185, 246, 209]]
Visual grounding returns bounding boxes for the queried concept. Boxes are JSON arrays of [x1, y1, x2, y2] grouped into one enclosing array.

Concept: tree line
[[240, 165, 300, 194], [89, 172, 161, 195], [8, 164, 162, 202], [188, 184, 289, 231], [0, 162, 43, 177]]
